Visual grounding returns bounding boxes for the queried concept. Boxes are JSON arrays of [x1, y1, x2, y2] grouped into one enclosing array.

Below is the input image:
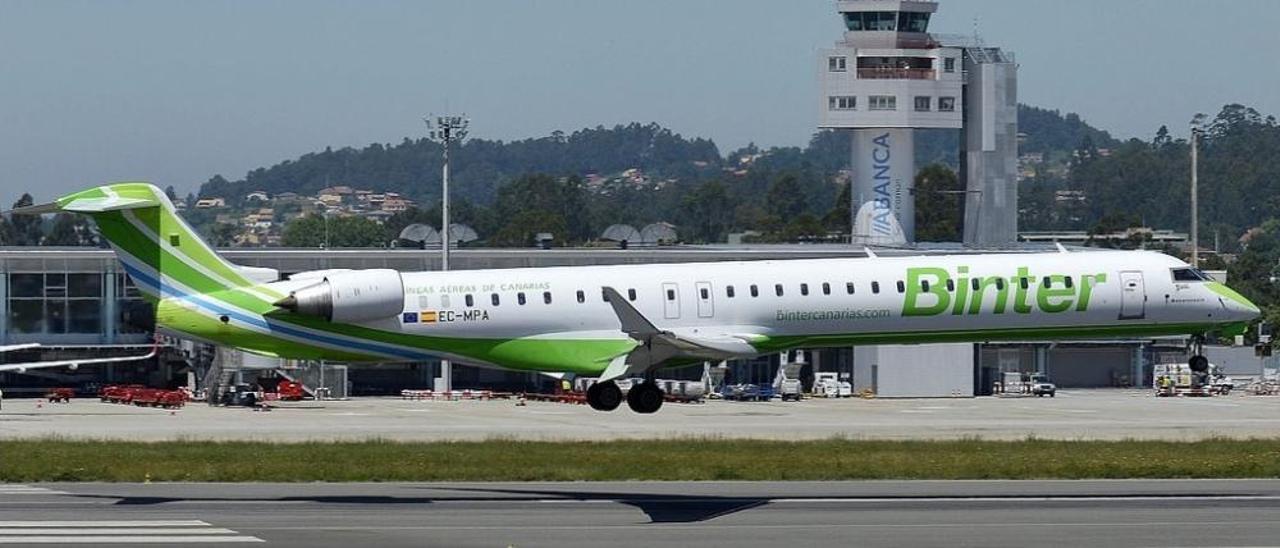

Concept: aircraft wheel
[[626, 381, 664, 414], [587, 381, 622, 412], [1189, 355, 1209, 373]]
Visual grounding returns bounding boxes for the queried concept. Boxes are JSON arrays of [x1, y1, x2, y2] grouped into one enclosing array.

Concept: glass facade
[[7, 272, 102, 335], [843, 11, 930, 33]]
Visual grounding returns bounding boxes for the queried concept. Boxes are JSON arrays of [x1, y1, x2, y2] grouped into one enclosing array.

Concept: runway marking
[[0, 486, 64, 496], [0, 521, 263, 544]]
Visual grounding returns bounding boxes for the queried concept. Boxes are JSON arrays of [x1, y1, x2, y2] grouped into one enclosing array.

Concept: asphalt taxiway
[[4, 389, 1280, 441], [3, 480, 1280, 547]]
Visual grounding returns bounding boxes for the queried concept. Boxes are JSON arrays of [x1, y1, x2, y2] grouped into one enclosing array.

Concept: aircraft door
[[662, 282, 681, 319], [1119, 271, 1146, 320], [695, 281, 714, 318]]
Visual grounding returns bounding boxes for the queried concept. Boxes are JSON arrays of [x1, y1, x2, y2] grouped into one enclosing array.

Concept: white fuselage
[[329, 250, 1252, 348]]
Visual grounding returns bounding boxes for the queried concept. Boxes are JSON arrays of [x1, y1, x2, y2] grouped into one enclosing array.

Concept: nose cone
[[1207, 282, 1261, 322]]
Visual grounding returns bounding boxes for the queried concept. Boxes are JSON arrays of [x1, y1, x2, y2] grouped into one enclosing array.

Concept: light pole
[[1190, 119, 1201, 267], [425, 114, 469, 393]]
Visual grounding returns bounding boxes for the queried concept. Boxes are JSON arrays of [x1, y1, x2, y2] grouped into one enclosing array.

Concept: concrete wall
[[1205, 346, 1273, 377], [1046, 347, 1134, 388], [961, 57, 1019, 247], [854, 343, 974, 397]]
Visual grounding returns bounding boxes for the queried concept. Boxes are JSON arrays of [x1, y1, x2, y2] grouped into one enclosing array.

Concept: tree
[[281, 214, 387, 248], [492, 174, 589, 246], [914, 164, 962, 242], [678, 180, 732, 243], [765, 174, 806, 220], [9, 194, 43, 246], [43, 213, 94, 246]]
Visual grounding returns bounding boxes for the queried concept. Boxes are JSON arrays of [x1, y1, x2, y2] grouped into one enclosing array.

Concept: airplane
[[0, 343, 157, 375], [12, 182, 1260, 413]]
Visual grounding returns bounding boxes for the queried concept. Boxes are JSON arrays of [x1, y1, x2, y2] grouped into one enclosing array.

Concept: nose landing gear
[[1189, 335, 1209, 373]]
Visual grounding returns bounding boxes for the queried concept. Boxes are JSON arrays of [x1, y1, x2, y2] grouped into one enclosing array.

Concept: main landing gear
[[586, 381, 622, 411], [626, 381, 664, 414], [585, 380, 665, 414]]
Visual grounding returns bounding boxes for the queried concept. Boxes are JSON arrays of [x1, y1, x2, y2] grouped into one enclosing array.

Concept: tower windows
[[939, 97, 956, 112], [828, 56, 847, 72], [869, 95, 897, 111], [914, 96, 932, 112], [828, 96, 857, 111]]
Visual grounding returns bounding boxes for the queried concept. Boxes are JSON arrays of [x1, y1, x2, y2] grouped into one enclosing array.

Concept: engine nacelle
[[274, 269, 405, 323]]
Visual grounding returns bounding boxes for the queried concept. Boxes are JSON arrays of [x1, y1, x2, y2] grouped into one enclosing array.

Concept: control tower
[[818, 0, 1018, 246]]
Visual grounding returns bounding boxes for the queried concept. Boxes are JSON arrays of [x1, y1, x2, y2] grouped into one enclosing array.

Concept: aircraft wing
[[0, 347, 157, 374], [599, 286, 763, 381]]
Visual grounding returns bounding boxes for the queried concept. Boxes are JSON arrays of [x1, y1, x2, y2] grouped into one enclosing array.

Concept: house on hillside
[[195, 197, 226, 209], [245, 190, 269, 202], [381, 192, 413, 213]]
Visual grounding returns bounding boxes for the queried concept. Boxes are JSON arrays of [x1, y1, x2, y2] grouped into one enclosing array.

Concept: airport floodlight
[[424, 113, 470, 271]]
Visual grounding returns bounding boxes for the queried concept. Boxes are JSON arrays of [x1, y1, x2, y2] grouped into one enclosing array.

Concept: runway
[[2, 480, 1280, 547]]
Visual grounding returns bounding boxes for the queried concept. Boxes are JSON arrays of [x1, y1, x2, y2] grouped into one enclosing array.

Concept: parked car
[[1030, 374, 1056, 397]]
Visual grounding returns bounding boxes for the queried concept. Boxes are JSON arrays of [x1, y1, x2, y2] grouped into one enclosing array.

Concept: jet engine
[[274, 269, 405, 323]]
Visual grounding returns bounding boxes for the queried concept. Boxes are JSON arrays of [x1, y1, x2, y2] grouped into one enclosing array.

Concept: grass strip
[[3, 438, 1280, 482]]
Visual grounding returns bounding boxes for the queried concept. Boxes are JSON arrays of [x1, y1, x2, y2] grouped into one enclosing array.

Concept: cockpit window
[[1171, 268, 1210, 282]]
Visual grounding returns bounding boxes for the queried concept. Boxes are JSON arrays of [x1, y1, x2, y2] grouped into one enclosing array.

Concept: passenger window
[[1064, 277, 1073, 289], [1020, 277, 1029, 290], [971, 278, 980, 291], [465, 294, 474, 307], [775, 284, 784, 297], [517, 292, 526, 305], [800, 283, 809, 296], [1042, 276, 1051, 288], [628, 288, 637, 301], [491, 294, 500, 306], [871, 282, 880, 294], [576, 290, 585, 303], [543, 291, 552, 304], [822, 282, 831, 295], [666, 289, 676, 301], [996, 278, 1006, 290], [946, 279, 955, 292], [921, 280, 930, 292], [700, 288, 709, 299], [896, 281, 905, 294], [750, 285, 759, 297], [727, 285, 736, 298], [846, 282, 855, 295]]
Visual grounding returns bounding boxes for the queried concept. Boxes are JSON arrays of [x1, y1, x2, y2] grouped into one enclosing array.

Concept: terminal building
[[0, 246, 1212, 398]]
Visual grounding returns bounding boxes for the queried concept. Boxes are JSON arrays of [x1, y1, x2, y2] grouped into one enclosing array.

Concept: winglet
[[601, 287, 659, 337]]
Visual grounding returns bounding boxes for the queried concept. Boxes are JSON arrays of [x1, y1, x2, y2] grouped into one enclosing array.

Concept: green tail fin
[[46, 182, 269, 300]]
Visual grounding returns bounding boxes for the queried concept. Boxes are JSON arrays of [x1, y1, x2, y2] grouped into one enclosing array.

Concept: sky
[[2, 0, 1278, 200]]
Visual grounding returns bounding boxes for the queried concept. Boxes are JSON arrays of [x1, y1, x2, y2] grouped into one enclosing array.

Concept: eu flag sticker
[[402, 312, 419, 323]]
